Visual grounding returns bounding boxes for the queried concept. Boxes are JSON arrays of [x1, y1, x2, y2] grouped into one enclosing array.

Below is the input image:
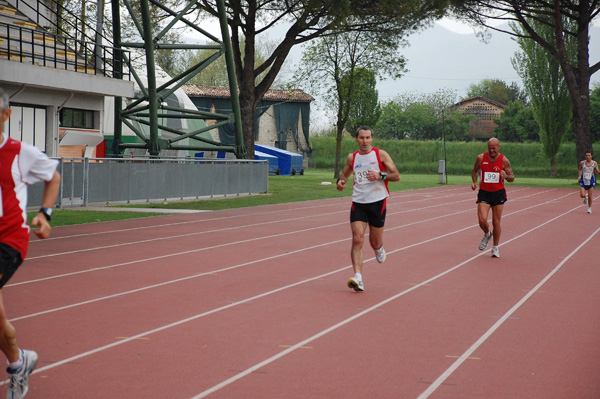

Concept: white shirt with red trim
[[351, 147, 390, 204], [0, 134, 58, 259]]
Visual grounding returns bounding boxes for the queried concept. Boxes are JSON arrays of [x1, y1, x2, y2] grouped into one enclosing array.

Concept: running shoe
[[479, 231, 492, 251], [347, 277, 364, 292], [375, 246, 386, 263], [584, 194, 588, 205], [588, 207, 592, 214], [491, 247, 500, 258], [7, 349, 38, 399]]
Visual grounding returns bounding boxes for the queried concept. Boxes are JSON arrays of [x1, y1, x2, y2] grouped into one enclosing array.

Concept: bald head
[[488, 138, 500, 147]]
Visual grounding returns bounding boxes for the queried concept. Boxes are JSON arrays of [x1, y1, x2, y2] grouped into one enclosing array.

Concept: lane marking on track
[[187, 201, 582, 399], [8, 191, 565, 324], [417, 214, 600, 399], [31, 186, 469, 244], [26, 189, 482, 260], [7, 191, 566, 391]]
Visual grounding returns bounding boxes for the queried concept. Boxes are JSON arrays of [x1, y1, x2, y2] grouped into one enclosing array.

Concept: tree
[[376, 101, 405, 139], [293, 29, 406, 177], [512, 18, 574, 176], [343, 68, 382, 137], [449, 0, 600, 162], [590, 85, 600, 143], [493, 101, 539, 142], [195, 0, 448, 158], [375, 89, 472, 141], [443, 109, 474, 141], [465, 78, 527, 105]]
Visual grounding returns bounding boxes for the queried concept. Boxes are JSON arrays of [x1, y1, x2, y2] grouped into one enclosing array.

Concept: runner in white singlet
[[578, 152, 600, 214], [336, 126, 400, 292]]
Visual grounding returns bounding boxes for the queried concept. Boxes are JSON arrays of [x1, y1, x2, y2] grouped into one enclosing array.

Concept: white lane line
[[10, 188, 552, 286], [417, 220, 600, 398], [9, 206, 475, 319], [13, 193, 574, 390], [32, 186, 468, 243], [189, 202, 582, 399], [25, 187, 547, 261]]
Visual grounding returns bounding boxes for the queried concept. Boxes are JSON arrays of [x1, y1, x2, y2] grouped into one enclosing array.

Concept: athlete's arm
[[501, 157, 515, 183], [336, 153, 354, 191], [471, 154, 483, 191], [378, 150, 400, 182], [31, 171, 61, 239]]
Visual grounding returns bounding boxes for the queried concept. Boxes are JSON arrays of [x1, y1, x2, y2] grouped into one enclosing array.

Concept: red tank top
[[479, 152, 505, 192]]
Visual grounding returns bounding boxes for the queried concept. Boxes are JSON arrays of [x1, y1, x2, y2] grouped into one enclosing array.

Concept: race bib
[[584, 172, 592, 180], [483, 172, 500, 184], [355, 169, 371, 185]]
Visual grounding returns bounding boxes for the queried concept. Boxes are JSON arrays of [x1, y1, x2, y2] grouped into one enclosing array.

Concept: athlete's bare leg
[[350, 221, 368, 275], [477, 202, 492, 235], [490, 204, 504, 246], [368, 225, 384, 252]]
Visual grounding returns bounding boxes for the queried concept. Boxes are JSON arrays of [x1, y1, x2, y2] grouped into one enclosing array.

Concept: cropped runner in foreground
[[471, 138, 515, 258], [337, 126, 400, 292], [0, 87, 61, 399]]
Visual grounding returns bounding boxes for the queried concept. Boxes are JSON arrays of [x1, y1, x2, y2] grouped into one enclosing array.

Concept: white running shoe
[[479, 231, 492, 251], [584, 194, 588, 205], [7, 349, 38, 399], [347, 277, 364, 292], [375, 246, 386, 263], [491, 247, 500, 258], [587, 207, 592, 214]]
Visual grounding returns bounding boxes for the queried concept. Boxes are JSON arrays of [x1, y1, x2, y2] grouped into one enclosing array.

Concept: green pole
[[111, 0, 122, 156]]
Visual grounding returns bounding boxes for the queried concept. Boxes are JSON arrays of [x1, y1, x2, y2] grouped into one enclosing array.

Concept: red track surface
[[3, 185, 600, 398]]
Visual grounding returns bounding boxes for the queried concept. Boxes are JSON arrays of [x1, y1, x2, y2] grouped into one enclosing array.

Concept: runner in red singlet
[[471, 138, 515, 258]]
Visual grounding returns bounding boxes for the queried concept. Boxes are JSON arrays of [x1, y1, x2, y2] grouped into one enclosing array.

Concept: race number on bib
[[584, 172, 592, 180], [355, 170, 370, 185], [483, 172, 500, 184]]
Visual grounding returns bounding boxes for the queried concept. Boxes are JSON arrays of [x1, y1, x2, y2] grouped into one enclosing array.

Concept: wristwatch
[[39, 207, 53, 222], [379, 172, 388, 180]]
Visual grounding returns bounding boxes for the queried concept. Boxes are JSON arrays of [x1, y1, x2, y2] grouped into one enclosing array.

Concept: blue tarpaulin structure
[[255, 150, 279, 175], [255, 145, 303, 175]]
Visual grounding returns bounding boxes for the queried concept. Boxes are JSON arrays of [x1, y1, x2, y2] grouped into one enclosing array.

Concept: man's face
[[487, 140, 500, 158], [585, 153, 592, 161], [356, 129, 373, 153]]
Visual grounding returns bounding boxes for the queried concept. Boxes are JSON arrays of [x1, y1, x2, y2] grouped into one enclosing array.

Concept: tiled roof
[[182, 84, 314, 102], [455, 96, 506, 109]]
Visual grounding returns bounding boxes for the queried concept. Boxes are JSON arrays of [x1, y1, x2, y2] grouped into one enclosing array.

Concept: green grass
[[34, 169, 576, 227]]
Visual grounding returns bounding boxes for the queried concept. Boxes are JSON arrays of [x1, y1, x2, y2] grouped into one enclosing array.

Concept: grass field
[[33, 169, 578, 227]]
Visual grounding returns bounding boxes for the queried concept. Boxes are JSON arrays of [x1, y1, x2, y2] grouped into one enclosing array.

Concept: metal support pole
[[111, 0, 123, 156]]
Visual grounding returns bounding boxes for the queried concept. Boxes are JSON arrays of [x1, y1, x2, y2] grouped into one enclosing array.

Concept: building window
[[60, 108, 95, 129], [6, 103, 47, 152]]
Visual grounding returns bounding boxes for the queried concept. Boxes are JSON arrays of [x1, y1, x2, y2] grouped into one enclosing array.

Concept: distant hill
[[377, 22, 600, 101]]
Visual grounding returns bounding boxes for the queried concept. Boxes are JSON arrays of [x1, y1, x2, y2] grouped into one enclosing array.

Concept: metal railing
[[28, 157, 269, 208], [0, 21, 129, 78]]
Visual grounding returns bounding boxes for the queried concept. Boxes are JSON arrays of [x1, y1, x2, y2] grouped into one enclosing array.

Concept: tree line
[[49, 1, 599, 177]]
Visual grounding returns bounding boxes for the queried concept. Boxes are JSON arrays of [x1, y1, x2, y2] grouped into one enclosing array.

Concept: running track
[[4, 185, 600, 398]]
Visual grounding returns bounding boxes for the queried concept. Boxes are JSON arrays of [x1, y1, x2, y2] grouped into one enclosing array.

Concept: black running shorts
[[477, 188, 507, 207], [0, 243, 23, 288], [350, 198, 387, 228]]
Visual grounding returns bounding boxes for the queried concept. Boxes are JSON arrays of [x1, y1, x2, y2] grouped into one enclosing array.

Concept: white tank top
[[352, 147, 390, 204], [582, 160, 596, 185]]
